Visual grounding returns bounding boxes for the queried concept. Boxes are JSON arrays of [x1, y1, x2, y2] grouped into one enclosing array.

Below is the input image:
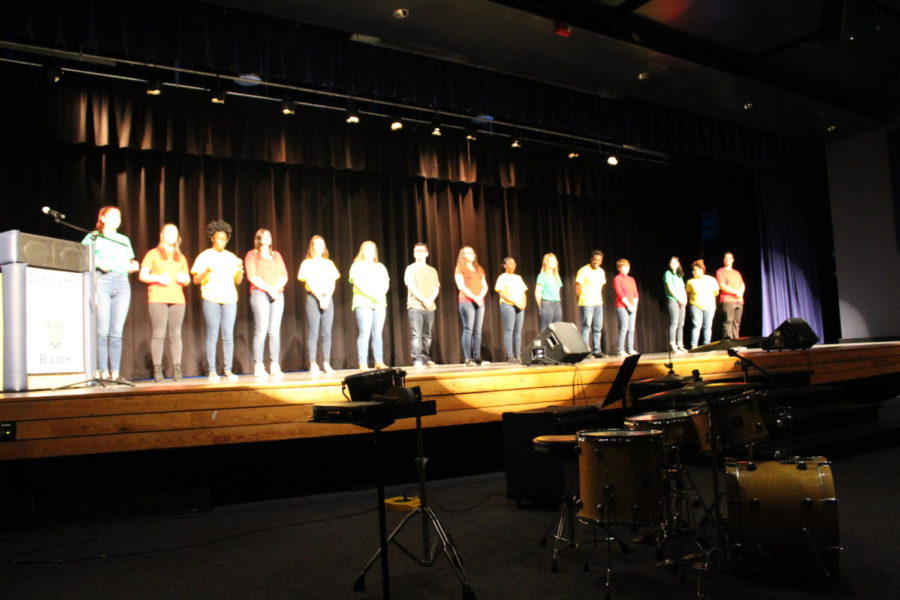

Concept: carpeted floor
[[2, 434, 898, 600]]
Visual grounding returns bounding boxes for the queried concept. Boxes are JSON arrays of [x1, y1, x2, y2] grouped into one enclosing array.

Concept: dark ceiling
[[208, 0, 900, 142]]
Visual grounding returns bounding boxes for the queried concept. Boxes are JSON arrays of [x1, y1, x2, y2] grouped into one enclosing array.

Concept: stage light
[[567, 144, 580, 159], [510, 136, 521, 149], [393, 8, 410, 19], [431, 118, 442, 137], [826, 124, 838, 133], [390, 116, 403, 131], [743, 102, 754, 110], [638, 72, 649, 80], [46, 65, 62, 84], [209, 83, 226, 104], [607, 155, 619, 166], [465, 126, 477, 141], [346, 105, 360, 124], [145, 79, 162, 96], [281, 99, 295, 115]]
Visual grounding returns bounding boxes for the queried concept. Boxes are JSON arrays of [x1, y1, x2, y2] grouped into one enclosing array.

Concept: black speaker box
[[502, 405, 607, 505], [761, 318, 819, 351], [521, 322, 591, 365]]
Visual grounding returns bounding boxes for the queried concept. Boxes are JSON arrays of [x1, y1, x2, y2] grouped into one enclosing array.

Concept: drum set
[[533, 381, 841, 597]]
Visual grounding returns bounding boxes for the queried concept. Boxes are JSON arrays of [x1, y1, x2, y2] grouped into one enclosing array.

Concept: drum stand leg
[[539, 457, 581, 572], [539, 491, 579, 572], [353, 416, 476, 600], [801, 528, 840, 592]]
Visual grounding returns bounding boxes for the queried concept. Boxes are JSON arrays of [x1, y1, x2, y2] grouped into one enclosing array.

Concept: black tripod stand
[[353, 408, 476, 600]]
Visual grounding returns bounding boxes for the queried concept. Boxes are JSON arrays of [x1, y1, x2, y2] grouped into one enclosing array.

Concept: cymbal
[[688, 337, 765, 353], [640, 382, 753, 402], [633, 373, 693, 385]]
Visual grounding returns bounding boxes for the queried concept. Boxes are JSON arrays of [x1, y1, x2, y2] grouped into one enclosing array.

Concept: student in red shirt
[[613, 258, 639, 356], [716, 251, 746, 339]]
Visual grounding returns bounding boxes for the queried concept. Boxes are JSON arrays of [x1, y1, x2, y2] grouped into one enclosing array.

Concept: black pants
[[721, 301, 743, 339]]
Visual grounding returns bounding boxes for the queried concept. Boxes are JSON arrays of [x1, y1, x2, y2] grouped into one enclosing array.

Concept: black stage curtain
[[0, 65, 768, 377]]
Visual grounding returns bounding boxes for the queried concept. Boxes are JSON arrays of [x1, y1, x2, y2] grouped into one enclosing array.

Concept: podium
[[0, 230, 94, 391]]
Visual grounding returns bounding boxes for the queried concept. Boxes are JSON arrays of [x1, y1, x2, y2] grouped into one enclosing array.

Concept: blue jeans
[[689, 305, 715, 348], [579, 304, 603, 353], [616, 307, 637, 354], [249, 289, 284, 365], [305, 295, 334, 364], [667, 298, 686, 347], [539, 300, 562, 331], [96, 272, 131, 373], [458, 301, 485, 361], [203, 300, 237, 373], [500, 303, 524, 359], [408, 308, 435, 363], [355, 306, 386, 365]]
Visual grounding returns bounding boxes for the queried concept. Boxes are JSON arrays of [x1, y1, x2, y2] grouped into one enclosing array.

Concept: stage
[[2, 342, 899, 462]]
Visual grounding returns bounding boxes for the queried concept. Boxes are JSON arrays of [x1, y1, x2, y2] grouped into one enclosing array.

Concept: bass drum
[[725, 456, 840, 573], [576, 429, 664, 525]]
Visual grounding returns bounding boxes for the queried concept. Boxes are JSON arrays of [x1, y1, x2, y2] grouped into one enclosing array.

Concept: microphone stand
[[43, 210, 133, 389]]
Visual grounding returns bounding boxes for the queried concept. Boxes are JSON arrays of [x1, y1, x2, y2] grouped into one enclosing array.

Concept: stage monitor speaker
[[521, 322, 591, 365], [761, 318, 819, 351]]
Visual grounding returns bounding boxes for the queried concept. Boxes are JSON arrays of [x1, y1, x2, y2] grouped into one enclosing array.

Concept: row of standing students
[[84, 206, 745, 383]]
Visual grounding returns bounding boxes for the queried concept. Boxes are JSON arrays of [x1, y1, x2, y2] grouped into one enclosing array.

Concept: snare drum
[[689, 391, 768, 451], [725, 456, 840, 572], [625, 410, 696, 448], [576, 429, 664, 525]]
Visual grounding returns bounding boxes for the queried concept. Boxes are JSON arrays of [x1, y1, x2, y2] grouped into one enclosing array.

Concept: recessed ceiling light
[[392, 8, 409, 19]]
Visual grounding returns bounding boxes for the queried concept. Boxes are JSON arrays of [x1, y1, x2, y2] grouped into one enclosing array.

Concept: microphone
[[42, 206, 67, 220]]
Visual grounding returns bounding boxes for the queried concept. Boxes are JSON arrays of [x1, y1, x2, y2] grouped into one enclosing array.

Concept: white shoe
[[208, 372, 221, 383], [323, 362, 335, 374], [413, 360, 425, 368], [254, 363, 268, 380], [224, 371, 239, 383], [425, 360, 436, 367], [358, 363, 368, 371], [309, 363, 321, 376], [270, 362, 283, 380]]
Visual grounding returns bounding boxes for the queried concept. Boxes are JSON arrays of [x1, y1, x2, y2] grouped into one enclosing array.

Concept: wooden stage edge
[[2, 342, 899, 461]]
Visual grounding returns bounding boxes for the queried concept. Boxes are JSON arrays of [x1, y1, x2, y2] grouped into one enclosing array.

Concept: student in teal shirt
[[82, 206, 139, 384], [535, 252, 563, 330]]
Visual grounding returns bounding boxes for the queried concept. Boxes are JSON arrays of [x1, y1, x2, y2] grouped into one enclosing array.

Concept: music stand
[[596, 353, 641, 426]]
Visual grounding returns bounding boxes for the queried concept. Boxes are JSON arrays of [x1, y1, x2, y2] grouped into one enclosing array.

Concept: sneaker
[[323, 362, 335, 374], [465, 359, 476, 367], [480, 360, 491, 366], [506, 356, 519, 364], [676, 346, 688, 354], [358, 363, 368, 371], [616, 352, 628, 357], [628, 349, 639, 356], [374, 362, 388, 369], [113, 375, 132, 385], [309, 363, 321, 376], [425, 360, 436, 367], [413, 360, 425, 368], [270, 362, 284, 380], [224, 371, 239, 383], [254, 363, 268, 380], [208, 372, 221, 383]]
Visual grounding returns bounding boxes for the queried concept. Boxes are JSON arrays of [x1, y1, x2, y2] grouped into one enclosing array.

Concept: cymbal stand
[[353, 412, 476, 600]]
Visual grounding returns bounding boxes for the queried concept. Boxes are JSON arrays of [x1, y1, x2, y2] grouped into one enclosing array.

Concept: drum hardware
[[315, 370, 475, 600], [532, 434, 582, 572]]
